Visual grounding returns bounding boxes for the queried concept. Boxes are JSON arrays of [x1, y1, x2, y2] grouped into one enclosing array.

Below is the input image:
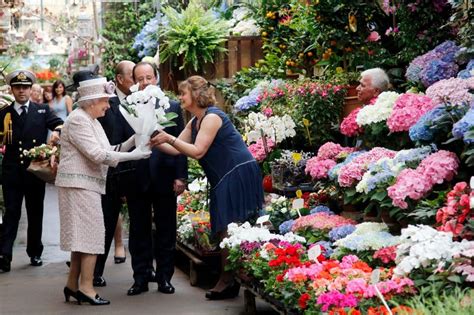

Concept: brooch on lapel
[[37, 109, 46, 114]]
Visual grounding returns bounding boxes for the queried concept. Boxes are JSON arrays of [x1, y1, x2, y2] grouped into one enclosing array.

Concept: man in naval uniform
[[0, 70, 63, 272]]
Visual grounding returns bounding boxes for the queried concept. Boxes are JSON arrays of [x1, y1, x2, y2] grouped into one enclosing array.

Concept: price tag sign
[[292, 198, 304, 218], [371, 269, 381, 284], [308, 245, 321, 262]]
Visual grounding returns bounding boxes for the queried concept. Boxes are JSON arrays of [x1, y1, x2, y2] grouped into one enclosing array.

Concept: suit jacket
[[0, 101, 63, 170], [55, 108, 120, 194], [135, 100, 188, 194], [98, 97, 135, 171]]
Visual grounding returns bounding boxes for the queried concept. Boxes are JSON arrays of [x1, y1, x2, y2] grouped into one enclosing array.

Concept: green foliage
[[399, 285, 474, 315], [160, 0, 229, 74], [101, 1, 156, 79], [408, 190, 448, 225], [187, 158, 205, 183]]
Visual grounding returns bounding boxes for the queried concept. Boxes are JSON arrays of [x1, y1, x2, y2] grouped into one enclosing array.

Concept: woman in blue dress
[[150, 75, 264, 300], [51, 80, 73, 120]]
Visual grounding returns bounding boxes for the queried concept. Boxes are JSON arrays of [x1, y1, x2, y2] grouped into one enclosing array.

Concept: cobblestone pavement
[[0, 185, 277, 315]]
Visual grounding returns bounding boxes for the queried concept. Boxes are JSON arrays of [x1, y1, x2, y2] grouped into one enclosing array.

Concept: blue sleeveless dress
[[51, 96, 68, 121], [192, 106, 264, 233]]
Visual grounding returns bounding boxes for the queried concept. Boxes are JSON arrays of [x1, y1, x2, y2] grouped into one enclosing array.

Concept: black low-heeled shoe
[[205, 282, 240, 300], [114, 256, 126, 264], [76, 290, 110, 305], [63, 287, 77, 302]]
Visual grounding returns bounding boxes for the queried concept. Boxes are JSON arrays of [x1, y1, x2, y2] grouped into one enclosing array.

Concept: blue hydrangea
[[393, 146, 434, 165], [314, 241, 334, 258], [452, 108, 474, 143], [234, 95, 258, 112], [133, 16, 160, 58], [409, 106, 446, 141], [278, 219, 295, 234], [310, 205, 334, 215], [365, 162, 397, 192], [329, 225, 356, 242]]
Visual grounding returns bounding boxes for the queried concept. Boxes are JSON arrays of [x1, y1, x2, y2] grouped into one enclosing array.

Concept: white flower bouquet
[[120, 83, 177, 150]]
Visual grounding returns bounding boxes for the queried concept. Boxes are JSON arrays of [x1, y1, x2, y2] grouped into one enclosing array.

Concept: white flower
[[356, 91, 400, 126], [188, 177, 208, 193], [129, 83, 139, 93]]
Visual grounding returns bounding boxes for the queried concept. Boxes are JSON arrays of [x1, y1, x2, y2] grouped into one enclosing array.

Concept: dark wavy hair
[[178, 76, 216, 108], [52, 80, 67, 98]]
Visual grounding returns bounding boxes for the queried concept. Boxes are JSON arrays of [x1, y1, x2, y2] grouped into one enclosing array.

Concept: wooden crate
[[159, 36, 263, 93]]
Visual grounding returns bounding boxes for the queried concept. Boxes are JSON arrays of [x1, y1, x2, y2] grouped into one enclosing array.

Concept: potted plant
[[160, 0, 229, 76]]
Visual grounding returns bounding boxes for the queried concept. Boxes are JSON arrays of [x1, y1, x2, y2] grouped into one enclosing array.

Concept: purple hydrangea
[[133, 17, 160, 58], [328, 225, 356, 242], [420, 59, 459, 88], [278, 219, 295, 234], [310, 205, 334, 215], [328, 151, 366, 181], [234, 95, 258, 112]]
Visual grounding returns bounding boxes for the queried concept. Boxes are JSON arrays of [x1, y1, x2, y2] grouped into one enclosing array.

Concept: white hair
[[361, 68, 390, 91]]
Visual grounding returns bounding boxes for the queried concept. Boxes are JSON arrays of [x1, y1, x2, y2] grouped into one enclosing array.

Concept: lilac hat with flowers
[[77, 77, 116, 103]]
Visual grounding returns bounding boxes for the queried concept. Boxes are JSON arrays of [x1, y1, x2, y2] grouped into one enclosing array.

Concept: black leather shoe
[[114, 256, 126, 264], [205, 282, 240, 300], [30, 256, 43, 267], [93, 276, 107, 287], [0, 256, 11, 272], [63, 286, 77, 302], [127, 283, 148, 296], [157, 279, 175, 294], [76, 290, 110, 305]]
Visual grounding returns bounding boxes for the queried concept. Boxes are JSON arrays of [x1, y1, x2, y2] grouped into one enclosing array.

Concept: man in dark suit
[[0, 70, 63, 272], [126, 61, 187, 295], [90, 61, 137, 287]]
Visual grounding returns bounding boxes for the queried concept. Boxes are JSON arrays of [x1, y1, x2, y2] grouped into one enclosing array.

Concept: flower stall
[[125, 0, 474, 312]]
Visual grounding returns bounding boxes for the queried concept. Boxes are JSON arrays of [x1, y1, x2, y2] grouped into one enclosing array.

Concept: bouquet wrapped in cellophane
[[23, 144, 60, 184], [120, 83, 177, 150]]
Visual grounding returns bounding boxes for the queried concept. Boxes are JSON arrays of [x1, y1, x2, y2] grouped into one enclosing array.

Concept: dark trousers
[[94, 177, 123, 278], [0, 167, 45, 260], [128, 192, 154, 285], [128, 190, 177, 284], [152, 192, 177, 282]]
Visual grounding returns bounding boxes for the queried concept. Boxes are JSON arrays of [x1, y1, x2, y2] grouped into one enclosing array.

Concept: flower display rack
[[235, 274, 291, 315], [176, 241, 220, 286]]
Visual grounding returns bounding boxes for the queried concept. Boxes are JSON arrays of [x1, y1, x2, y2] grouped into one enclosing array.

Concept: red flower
[[298, 293, 311, 310]]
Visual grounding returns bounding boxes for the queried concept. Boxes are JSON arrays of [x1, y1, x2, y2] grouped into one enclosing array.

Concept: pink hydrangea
[[291, 213, 356, 232], [387, 93, 435, 132], [247, 138, 275, 161], [305, 158, 337, 179], [340, 107, 363, 137], [425, 77, 474, 105], [338, 147, 396, 187], [388, 150, 459, 209]]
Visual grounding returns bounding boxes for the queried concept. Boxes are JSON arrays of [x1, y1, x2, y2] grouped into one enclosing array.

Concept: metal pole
[[40, 0, 44, 30]]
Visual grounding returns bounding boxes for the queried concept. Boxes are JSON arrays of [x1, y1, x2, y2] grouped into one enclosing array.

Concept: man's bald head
[[115, 61, 136, 95]]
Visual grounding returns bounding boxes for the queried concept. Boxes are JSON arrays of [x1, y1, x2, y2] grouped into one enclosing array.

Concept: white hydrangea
[[220, 222, 305, 249], [356, 91, 400, 126], [177, 214, 193, 242], [394, 225, 474, 277]]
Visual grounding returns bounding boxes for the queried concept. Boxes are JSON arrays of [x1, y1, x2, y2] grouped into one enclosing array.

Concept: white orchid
[[188, 177, 208, 193]]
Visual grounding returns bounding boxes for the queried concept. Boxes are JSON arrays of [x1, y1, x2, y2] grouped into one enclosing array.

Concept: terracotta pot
[[342, 85, 363, 118]]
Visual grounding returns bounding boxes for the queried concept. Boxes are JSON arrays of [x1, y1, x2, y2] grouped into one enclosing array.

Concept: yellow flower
[[303, 118, 310, 127], [348, 13, 357, 32], [292, 152, 302, 165], [336, 67, 344, 73], [296, 189, 302, 198]]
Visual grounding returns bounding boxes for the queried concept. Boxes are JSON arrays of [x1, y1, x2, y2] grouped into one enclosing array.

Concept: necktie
[[19, 105, 27, 123]]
